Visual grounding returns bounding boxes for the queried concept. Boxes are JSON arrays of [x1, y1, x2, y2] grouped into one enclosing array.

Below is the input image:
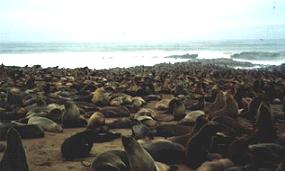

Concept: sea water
[[0, 39, 284, 69]]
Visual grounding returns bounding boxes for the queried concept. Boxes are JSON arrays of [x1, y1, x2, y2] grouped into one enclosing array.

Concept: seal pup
[[196, 158, 234, 171], [208, 93, 238, 119], [185, 122, 225, 169], [0, 128, 29, 171], [121, 136, 157, 171], [87, 112, 105, 129], [28, 116, 63, 133], [90, 149, 129, 171]]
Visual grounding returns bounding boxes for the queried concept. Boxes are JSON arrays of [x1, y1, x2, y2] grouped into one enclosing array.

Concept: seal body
[[91, 150, 129, 171], [87, 112, 105, 129], [28, 116, 63, 133], [61, 130, 96, 160], [143, 140, 186, 164], [62, 101, 82, 128], [122, 136, 157, 171], [0, 128, 29, 171]]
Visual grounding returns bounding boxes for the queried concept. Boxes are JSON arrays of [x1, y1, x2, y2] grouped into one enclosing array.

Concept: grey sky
[[0, 0, 285, 42]]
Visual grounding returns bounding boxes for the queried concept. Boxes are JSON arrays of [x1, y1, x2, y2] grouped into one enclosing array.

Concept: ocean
[[0, 39, 285, 69]]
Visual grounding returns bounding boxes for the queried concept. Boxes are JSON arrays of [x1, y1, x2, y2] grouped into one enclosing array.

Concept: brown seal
[[208, 93, 238, 119], [204, 90, 225, 114], [0, 128, 29, 171], [122, 136, 157, 171], [87, 112, 105, 129], [169, 115, 208, 147]]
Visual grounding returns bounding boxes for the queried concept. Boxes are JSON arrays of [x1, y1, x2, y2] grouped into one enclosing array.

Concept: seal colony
[[0, 60, 285, 171]]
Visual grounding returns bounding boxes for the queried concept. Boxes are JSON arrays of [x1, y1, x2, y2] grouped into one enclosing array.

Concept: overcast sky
[[0, 0, 284, 42]]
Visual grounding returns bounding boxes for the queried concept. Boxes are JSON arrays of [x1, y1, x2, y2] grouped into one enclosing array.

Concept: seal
[[155, 98, 173, 110], [208, 93, 238, 119], [0, 128, 29, 171], [143, 140, 186, 165], [196, 158, 234, 171], [185, 122, 225, 169], [91, 87, 109, 106], [242, 96, 262, 121], [248, 143, 285, 168], [107, 118, 132, 129], [178, 110, 205, 126], [155, 124, 192, 138], [87, 112, 105, 129], [168, 98, 186, 120], [90, 149, 129, 171], [204, 90, 225, 114], [132, 120, 156, 139], [121, 136, 157, 171], [0, 122, 44, 140], [62, 101, 82, 128], [248, 102, 277, 143], [61, 129, 121, 160], [61, 130, 95, 160], [134, 108, 157, 119], [99, 106, 130, 117], [28, 116, 63, 133], [169, 115, 208, 147]]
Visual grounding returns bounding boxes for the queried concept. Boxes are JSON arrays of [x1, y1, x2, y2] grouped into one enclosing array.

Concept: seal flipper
[[0, 127, 29, 171]]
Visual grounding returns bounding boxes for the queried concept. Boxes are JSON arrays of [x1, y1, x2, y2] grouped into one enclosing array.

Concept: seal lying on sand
[[87, 112, 105, 129], [28, 116, 63, 133], [90, 150, 129, 171], [61, 129, 121, 160], [0, 128, 29, 171], [0, 122, 44, 140]]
